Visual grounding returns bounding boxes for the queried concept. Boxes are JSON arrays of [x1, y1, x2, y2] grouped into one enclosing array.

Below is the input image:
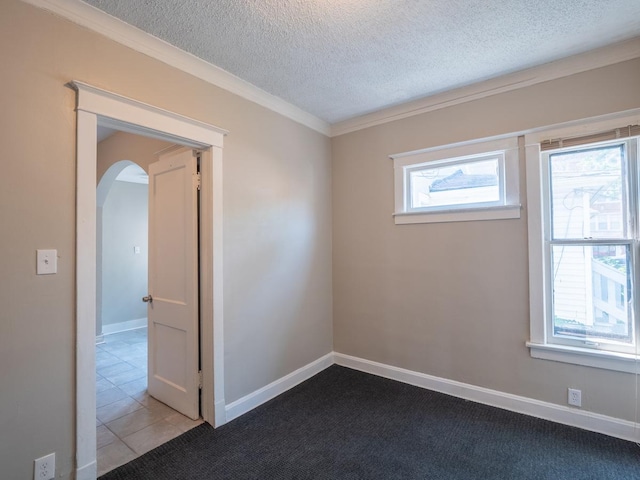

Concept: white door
[[146, 148, 200, 420]]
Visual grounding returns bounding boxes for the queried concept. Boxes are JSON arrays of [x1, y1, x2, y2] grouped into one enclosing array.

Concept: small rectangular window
[[391, 137, 520, 224], [407, 154, 502, 210]]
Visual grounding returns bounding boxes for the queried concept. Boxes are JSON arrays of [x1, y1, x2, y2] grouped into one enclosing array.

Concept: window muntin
[[543, 138, 637, 355], [406, 154, 503, 211]]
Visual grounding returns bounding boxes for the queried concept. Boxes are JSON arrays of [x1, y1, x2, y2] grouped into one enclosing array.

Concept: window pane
[[549, 145, 626, 239], [409, 158, 500, 209], [551, 244, 632, 344]]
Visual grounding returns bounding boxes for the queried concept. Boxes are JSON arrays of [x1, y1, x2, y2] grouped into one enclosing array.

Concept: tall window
[[545, 140, 633, 351], [527, 117, 640, 372]]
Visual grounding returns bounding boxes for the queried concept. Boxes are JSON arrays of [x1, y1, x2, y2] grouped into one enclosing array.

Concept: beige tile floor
[[96, 328, 203, 476]]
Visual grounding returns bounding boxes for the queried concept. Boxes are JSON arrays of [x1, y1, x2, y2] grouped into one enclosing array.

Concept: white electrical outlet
[[568, 388, 582, 407], [34, 452, 55, 480]]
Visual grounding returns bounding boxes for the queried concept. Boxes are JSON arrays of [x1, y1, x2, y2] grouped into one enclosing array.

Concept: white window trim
[[526, 341, 639, 374], [526, 109, 640, 373], [391, 136, 521, 224]]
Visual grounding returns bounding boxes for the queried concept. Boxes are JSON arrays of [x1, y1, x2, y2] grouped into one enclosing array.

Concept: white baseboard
[[225, 352, 334, 422], [95, 334, 104, 345], [102, 318, 147, 335], [75, 460, 96, 480], [222, 351, 638, 443], [334, 352, 640, 443]]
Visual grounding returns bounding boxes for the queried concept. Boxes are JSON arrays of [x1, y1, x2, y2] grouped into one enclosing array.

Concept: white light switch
[[134, 246, 141, 255], [37, 249, 57, 275]]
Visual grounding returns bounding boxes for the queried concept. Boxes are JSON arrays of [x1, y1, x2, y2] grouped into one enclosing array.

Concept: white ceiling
[[116, 164, 148, 184], [96, 125, 116, 142], [82, 0, 640, 124]]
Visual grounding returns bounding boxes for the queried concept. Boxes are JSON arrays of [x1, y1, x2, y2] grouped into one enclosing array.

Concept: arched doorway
[[96, 160, 149, 342]]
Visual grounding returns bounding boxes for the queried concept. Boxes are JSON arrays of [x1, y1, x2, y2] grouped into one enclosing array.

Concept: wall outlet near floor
[[568, 388, 582, 407], [34, 452, 55, 480]]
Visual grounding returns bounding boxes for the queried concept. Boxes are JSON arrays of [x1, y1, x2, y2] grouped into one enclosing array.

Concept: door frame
[[73, 81, 227, 480]]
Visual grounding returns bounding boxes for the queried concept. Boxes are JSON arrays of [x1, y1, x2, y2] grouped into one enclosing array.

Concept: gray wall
[[332, 59, 640, 422], [1, 0, 637, 478], [95, 133, 171, 339], [0, 1, 332, 478], [101, 180, 148, 329]]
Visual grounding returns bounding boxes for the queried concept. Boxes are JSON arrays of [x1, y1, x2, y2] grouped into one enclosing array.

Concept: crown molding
[[331, 36, 640, 137], [21, 0, 640, 139], [22, 0, 331, 136]]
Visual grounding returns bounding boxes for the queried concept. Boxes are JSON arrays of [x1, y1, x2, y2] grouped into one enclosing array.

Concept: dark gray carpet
[[100, 365, 640, 479]]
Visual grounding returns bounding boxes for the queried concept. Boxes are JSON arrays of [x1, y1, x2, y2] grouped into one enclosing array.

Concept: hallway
[[96, 328, 203, 476]]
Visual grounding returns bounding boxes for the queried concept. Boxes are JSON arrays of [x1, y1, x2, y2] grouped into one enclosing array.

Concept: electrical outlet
[[568, 388, 582, 407], [34, 452, 55, 480]]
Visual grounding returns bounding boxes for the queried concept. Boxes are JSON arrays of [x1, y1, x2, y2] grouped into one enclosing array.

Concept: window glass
[[549, 145, 626, 240], [527, 119, 640, 368], [393, 137, 519, 224], [408, 157, 500, 209], [551, 244, 631, 345]]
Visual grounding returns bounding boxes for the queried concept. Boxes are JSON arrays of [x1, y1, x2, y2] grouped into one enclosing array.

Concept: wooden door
[[146, 148, 200, 420]]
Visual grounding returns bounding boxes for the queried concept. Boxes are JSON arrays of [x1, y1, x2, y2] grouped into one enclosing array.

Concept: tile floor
[[96, 328, 203, 476]]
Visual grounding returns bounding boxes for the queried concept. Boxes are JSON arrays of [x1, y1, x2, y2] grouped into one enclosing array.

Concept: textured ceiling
[[82, 0, 640, 124]]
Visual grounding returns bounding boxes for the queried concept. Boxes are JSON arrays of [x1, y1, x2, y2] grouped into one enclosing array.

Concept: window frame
[[526, 111, 640, 373], [391, 136, 521, 224]]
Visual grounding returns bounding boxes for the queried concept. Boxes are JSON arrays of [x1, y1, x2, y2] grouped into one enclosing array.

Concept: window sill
[[526, 341, 639, 374], [394, 204, 521, 225]]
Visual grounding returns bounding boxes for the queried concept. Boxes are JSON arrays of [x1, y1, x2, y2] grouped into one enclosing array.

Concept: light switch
[[37, 249, 57, 275], [134, 246, 141, 254]]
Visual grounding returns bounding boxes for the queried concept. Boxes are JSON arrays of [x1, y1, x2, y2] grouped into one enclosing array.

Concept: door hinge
[[195, 172, 201, 190], [198, 370, 203, 389]]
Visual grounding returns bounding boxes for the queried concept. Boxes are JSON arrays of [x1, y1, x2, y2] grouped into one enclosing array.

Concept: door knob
[[142, 295, 153, 303]]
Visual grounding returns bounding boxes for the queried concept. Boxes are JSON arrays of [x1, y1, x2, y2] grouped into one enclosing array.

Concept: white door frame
[[73, 81, 227, 480]]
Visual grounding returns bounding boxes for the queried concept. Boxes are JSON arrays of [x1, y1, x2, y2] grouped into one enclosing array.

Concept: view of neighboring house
[[549, 144, 631, 344]]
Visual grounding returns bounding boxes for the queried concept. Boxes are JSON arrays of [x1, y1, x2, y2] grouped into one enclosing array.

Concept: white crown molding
[[25, 2, 639, 140], [331, 37, 640, 137], [22, 0, 331, 136]]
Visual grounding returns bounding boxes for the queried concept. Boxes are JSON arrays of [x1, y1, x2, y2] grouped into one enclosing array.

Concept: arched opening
[[96, 160, 148, 342]]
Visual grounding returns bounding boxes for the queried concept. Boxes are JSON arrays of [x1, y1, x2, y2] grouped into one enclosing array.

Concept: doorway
[[95, 150, 203, 475], [73, 81, 226, 480]]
